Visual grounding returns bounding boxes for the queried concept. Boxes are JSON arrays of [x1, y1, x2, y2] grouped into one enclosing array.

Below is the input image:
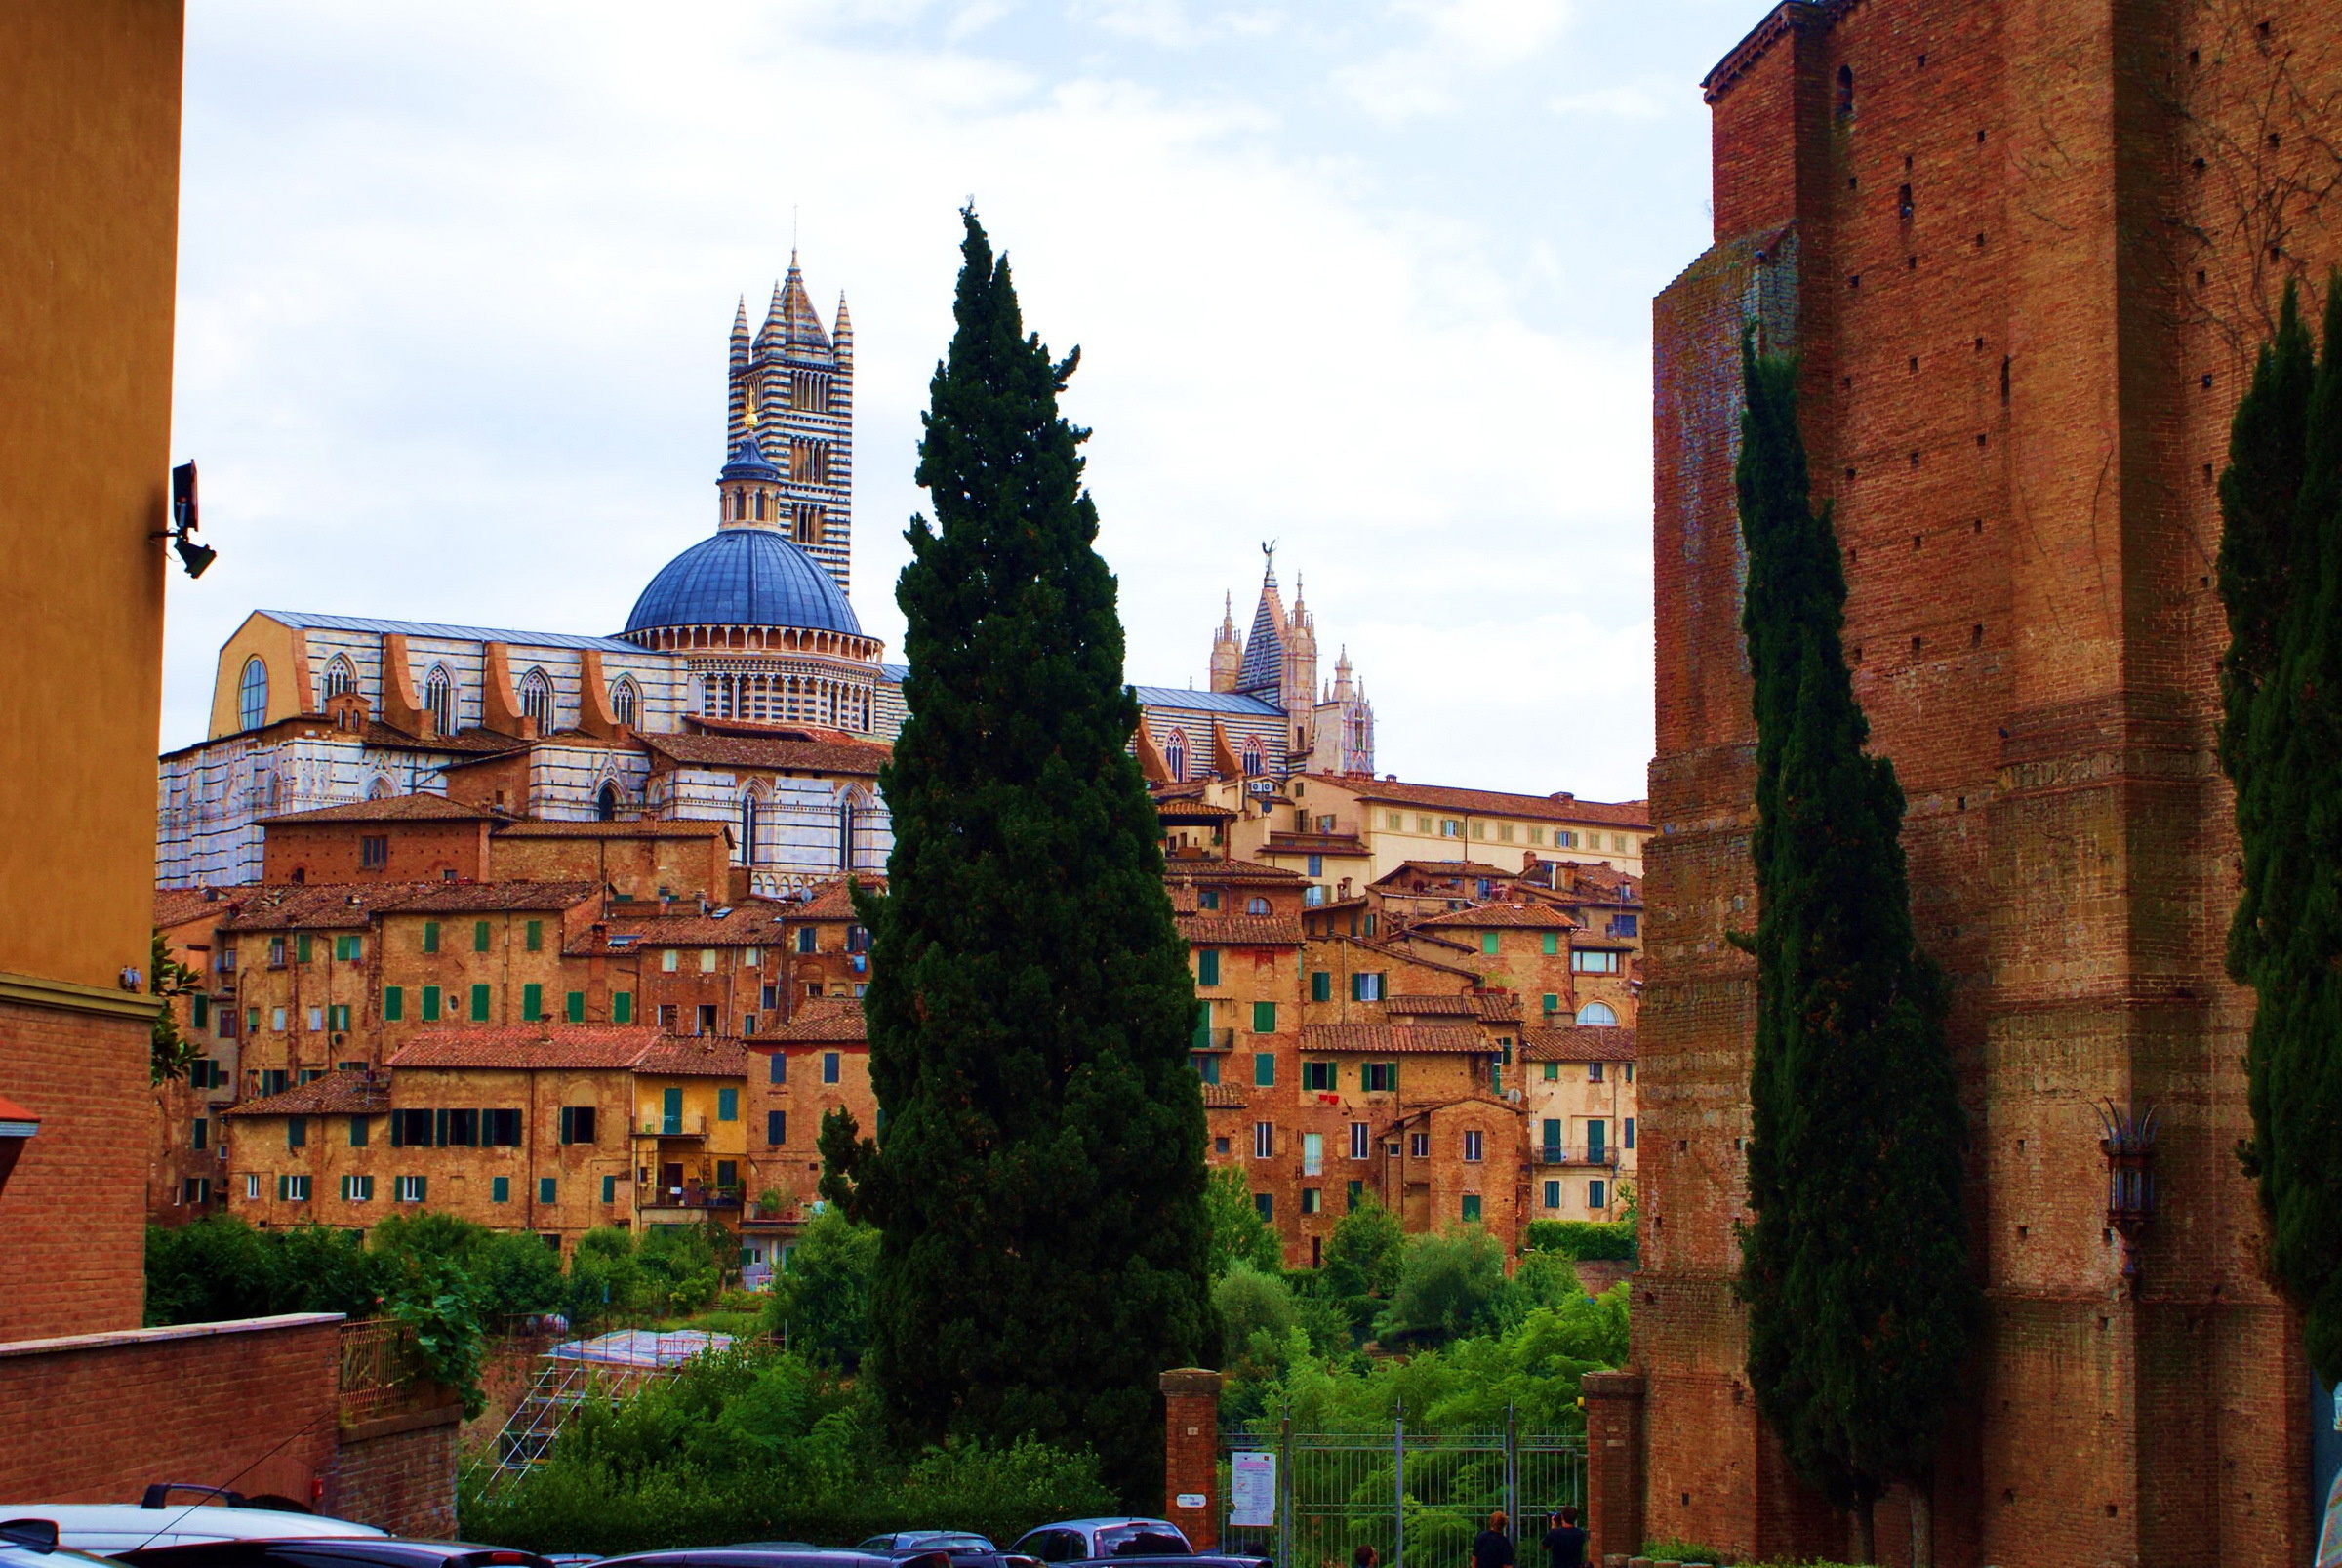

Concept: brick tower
[[1637, 1, 2342, 1565], [728, 257, 854, 596]]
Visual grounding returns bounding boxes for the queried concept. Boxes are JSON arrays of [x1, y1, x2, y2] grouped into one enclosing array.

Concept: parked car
[[594, 1549, 947, 1568], [1007, 1520, 1269, 1568], [853, 1540, 995, 1560], [113, 1540, 553, 1568], [0, 1495, 384, 1557], [2, 1518, 130, 1568]]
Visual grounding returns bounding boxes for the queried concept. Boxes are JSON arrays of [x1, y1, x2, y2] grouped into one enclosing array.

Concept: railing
[[639, 1113, 708, 1137], [638, 1187, 743, 1211], [1192, 1027, 1236, 1051], [1536, 1147, 1619, 1167], [339, 1318, 441, 1425]]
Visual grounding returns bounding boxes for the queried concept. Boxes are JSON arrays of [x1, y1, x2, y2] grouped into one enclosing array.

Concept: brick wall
[[1643, 0, 2340, 1563], [0, 1004, 151, 1341], [0, 1315, 341, 1502], [331, 1408, 459, 1539]]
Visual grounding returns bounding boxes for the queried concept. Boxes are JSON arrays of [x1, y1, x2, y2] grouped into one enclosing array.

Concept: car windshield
[[1096, 1528, 1188, 1558]]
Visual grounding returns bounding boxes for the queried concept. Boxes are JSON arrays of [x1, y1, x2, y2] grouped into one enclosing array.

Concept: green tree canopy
[[2229, 274, 2342, 1380], [1205, 1165, 1284, 1279], [1732, 336, 1977, 1560], [767, 1207, 881, 1369], [1375, 1226, 1510, 1347], [818, 209, 1212, 1504]]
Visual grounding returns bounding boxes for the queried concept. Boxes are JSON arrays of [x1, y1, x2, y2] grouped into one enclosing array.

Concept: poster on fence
[[1230, 1452, 1276, 1528]]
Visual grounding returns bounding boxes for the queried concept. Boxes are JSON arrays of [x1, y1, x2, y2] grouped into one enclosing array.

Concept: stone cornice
[[0, 970, 165, 1022]]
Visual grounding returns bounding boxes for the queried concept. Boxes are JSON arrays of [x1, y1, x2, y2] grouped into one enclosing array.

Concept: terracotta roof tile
[[215, 884, 405, 931], [1263, 832, 1369, 855], [362, 721, 529, 756], [1162, 857, 1303, 884], [1318, 775, 1650, 828], [223, 1068, 392, 1117], [388, 1025, 666, 1070], [1299, 1024, 1490, 1054], [635, 1038, 753, 1077], [766, 996, 868, 1043], [1368, 860, 1517, 887], [574, 905, 794, 951], [1385, 993, 1524, 1023], [1176, 912, 1304, 946], [386, 881, 601, 914], [643, 732, 890, 775], [1521, 1025, 1637, 1063], [1412, 903, 1582, 931], [1200, 1083, 1250, 1109], [772, 877, 885, 921], [155, 886, 244, 931], [260, 793, 496, 825]]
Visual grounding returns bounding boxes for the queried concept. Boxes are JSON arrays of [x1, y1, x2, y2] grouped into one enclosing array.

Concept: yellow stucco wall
[[0, 0, 184, 992]]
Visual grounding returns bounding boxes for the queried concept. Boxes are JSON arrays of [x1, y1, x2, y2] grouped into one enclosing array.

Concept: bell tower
[[729, 256, 854, 595]]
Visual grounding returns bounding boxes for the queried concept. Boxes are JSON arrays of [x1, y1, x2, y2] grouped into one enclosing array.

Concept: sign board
[[1176, 1495, 1207, 1510], [1230, 1452, 1275, 1528]]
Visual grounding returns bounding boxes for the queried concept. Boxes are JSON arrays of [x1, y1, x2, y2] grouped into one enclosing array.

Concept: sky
[[168, 0, 1756, 803]]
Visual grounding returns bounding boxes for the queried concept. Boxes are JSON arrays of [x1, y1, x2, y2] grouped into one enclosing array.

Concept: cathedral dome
[[624, 530, 863, 638]]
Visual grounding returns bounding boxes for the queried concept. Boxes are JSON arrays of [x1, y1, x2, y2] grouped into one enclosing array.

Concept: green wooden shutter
[[473, 920, 491, 952], [613, 991, 632, 1024], [422, 985, 440, 1022], [384, 986, 403, 1022], [470, 983, 491, 1021], [526, 919, 543, 952], [1196, 949, 1219, 986], [522, 984, 543, 1021], [565, 991, 586, 1023], [422, 921, 439, 953]]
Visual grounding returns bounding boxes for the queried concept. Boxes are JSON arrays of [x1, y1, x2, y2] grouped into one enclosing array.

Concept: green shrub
[[1523, 1218, 1637, 1261], [1642, 1540, 1732, 1565]]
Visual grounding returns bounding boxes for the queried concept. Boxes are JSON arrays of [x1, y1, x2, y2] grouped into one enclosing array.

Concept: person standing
[[1472, 1512, 1514, 1568], [1541, 1508, 1588, 1568]]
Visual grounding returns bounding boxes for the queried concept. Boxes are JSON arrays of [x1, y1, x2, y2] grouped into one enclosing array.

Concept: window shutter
[[526, 920, 543, 952], [566, 991, 586, 1023], [473, 920, 491, 952], [422, 921, 439, 953], [384, 986, 403, 1022], [522, 983, 543, 1021], [613, 991, 632, 1024], [470, 983, 491, 1021], [767, 1109, 787, 1145]]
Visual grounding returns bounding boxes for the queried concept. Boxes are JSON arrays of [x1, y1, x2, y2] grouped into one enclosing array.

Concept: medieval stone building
[[1616, 1, 2342, 1565]]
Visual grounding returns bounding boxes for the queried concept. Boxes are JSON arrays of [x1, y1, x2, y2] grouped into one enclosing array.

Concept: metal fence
[[1220, 1413, 1585, 1568]]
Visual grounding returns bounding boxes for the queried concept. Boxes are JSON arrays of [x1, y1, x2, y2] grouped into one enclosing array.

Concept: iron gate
[[1219, 1411, 1586, 1568]]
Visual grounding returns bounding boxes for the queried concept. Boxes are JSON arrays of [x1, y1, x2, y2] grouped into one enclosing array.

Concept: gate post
[[1162, 1368, 1224, 1550], [1580, 1370, 1645, 1567]]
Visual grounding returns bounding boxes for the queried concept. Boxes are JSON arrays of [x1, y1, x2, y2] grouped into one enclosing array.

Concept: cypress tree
[[2232, 275, 2342, 1381], [2216, 280, 2314, 983], [819, 209, 1212, 1503], [1732, 336, 1978, 1564]]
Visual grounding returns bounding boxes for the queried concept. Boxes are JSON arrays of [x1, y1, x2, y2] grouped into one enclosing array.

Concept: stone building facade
[[1631, 0, 2342, 1563]]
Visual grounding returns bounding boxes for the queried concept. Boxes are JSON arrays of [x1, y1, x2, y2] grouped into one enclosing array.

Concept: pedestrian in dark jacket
[[1472, 1512, 1514, 1568]]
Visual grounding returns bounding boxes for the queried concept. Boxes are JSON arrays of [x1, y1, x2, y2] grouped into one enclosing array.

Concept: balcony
[[1537, 1146, 1620, 1167], [1191, 1027, 1235, 1051], [639, 1113, 708, 1138], [636, 1185, 744, 1224]]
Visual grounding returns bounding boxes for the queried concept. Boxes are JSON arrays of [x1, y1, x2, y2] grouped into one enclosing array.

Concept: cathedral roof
[[625, 529, 862, 638], [719, 431, 783, 483], [1236, 571, 1286, 696]]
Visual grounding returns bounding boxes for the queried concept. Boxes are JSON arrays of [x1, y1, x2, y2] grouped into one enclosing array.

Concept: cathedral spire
[[833, 293, 853, 361], [779, 257, 830, 349], [1209, 590, 1243, 694]]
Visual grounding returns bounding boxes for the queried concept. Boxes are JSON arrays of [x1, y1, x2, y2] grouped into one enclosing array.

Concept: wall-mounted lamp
[[2097, 1099, 2159, 1295], [153, 460, 216, 579]]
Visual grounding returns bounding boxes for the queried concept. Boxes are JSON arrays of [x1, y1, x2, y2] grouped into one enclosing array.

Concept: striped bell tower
[[728, 255, 854, 596]]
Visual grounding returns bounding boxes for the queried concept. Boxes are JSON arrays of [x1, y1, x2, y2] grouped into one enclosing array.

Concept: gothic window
[[610, 677, 639, 728], [701, 675, 722, 716], [237, 657, 269, 731], [322, 655, 357, 703], [1241, 743, 1264, 777], [519, 668, 554, 732], [424, 666, 455, 737], [1165, 731, 1188, 783], [597, 782, 622, 822], [366, 775, 394, 801], [737, 790, 760, 867]]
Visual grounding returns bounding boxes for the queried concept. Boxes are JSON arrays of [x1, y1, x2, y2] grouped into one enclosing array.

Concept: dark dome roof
[[625, 530, 862, 638]]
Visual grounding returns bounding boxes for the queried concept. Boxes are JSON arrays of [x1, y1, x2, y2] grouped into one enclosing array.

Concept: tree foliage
[[2227, 274, 2342, 1380], [1731, 337, 1977, 1542], [818, 209, 1211, 1504], [149, 930, 207, 1084], [1205, 1165, 1284, 1279], [1375, 1226, 1512, 1347], [766, 1207, 881, 1369]]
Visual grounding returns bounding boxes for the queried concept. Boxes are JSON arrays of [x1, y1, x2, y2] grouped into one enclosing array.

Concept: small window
[[603, 1174, 619, 1203], [1409, 1131, 1430, 1159], [559, 1106, 597, 1145], [526, 919, 543, 952], [1246, 896, 1271, 916], [1254, 1190, 1274, 1220], [470, 983, 491, 1021], [1198, 888, 1222, 910], [297, 934, 312, 964], [360, 836, 388, 870], [1352, 971, 1384, 1002], [523, 984, 544, 1022], [422, 920, 439, 954], [1349, 1122, 1371, 1159], [491, 1176, 511, 1204], [396, 1175, 426, 1203], [343, 1175, 375, 1203], [1542, 932, 1560, 956], [613, 990, 633, 1024], [1347, 1178, 1364, 1211], [796, 927, 818, 954], [1252, 1001, 1277, 1034], [1589, 1180, 1608, 1209], [823, 1052, 841, 1084], [1463, 1129, 1484, 1162], [1253, 1121, 1274, 1158], [1302, 1061, 1335, 1091], [349, 1116, 369, 1147], [701, 948, 717, 973], [697, 1003, 719, 1034], [663, 948, 680, 972], [1197, 950, 1221, 986], [191, 1117, 208, 1150], [1577, 1001, 1620, 1025], [1481, 932, 1500, 955], [1461, 1193, 1481, 1222], [287, 1116, 307, 1149], [1362, 1062, 1395, 1094], [566, 990, 586, 1023], [472, 920, 491, 952], [718, 1087, 740, 1121], [1624, 1117, 1635, 1148], [1590, 1061, 1605, 1083], [244, 1173, 261, 1201], [1254, 1051, 1276, 1088], [384, 985, 404, 1022], [422, 985, 441, 1022], [1544, 1180, 1561, 1209], [238, 657, 270, 730], [1194, 1053, 1221, 1085], [1836, 63, 1854, 116], [769, 1052, 787, 1086], [767, 1109, 787, 1146], [1310, 970, 1331, 1003], [540, 1177, 558, 1205], [1301, 1186, 1322, 1215], [278, 1174, 310, 1203], [1385, 812, 1401, 829]]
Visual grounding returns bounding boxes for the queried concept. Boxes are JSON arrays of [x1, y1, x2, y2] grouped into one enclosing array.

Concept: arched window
[[237, 657, 269, 731], [424, 666, 455, 737], [1165, 731, 1188, 783], [1246, 896, 1272, 916], [610, 677, 639, 728], [1576, 1001, 1619, 1026], [322, 655, 356, 703], [519, 668, 554, 732], [597, 781, 622, 822], [1241, 743, 1264, 777], [737, 790, 760, 867], [366, 775, 394, 801]]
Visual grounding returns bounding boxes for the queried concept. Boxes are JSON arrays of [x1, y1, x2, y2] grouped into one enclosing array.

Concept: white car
[[0, 1504, 384, 1555]]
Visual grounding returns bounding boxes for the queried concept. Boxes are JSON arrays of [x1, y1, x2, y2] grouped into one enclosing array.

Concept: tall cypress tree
[[2216, 280, 2313, 984], [819, 210, 1212, 1503], [2232, 276, 2342, 1381], [1733, 337, 1978, 1565]]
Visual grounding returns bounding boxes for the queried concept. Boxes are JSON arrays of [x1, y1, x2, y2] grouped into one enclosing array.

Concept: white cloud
[[165, 0, 1739, 804]]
